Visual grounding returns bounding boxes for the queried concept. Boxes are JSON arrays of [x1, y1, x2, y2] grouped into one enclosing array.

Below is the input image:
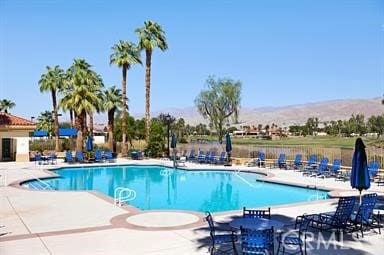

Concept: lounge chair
[[34, 153, 43, 165], [105, 150, 115, 162], [247, 152, 266, 167], [215, 152, 226, 165], [274, 153, 286, 169], [75, 151, 85, 163], [94, 149, 104, 162], [187, 149, 196, 161], [243, 207, 271, 219], [301, 196, 357, 240], [208, 151, 217, 164], [197, 151, 208, 163], [291, 154, 303, 171], [240, 226, 274, 255], [306, 157, 329, 177], [323, 159, 342, 178], [205, 212, 238, 255], [368, 161, 380, 181], [303, 154, 317, 171], [349, 193, 380, 238], [65, 151, 74, 163]]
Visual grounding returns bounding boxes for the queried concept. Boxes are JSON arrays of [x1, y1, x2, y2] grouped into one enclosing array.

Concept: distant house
[[0, 112, 36, 162]]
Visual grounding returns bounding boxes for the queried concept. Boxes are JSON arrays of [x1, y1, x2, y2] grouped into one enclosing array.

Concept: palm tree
[[61, 59, 103, 152], [36, 110, 53, 132], [110, 40, 141, 157], [103, 86, 123, 152], [0, 99, 16, 113], [136, 21, 168, 143], [39, 65, 65, 152]]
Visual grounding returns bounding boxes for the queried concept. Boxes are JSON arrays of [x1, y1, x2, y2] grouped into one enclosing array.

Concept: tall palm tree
[[36, 110, 53, 132], [110, 40, 141, 157], [0, 99, 16, 113], [103, 86, 123, 152], [39, 65, 65, 152], [61, 59, 103, 152], [136, 21, 168, 143]]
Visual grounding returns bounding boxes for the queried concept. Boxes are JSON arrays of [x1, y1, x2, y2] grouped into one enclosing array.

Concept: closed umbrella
[[225, 133, 232, 166], [350, 138, 370, 204], [171, 133, 177, 168], [86, 135, 93, 152]]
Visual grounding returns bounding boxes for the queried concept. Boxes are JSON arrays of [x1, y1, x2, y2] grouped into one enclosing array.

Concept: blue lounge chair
[[240, 226, 274, 255], [273, 153, 286, 169], [368, 161, 380, 180], [105, 150, 115, 162], [302, 196, 357, 240], [197, 150, 207, 163], [208, 151, 217, 164], [291, 154, 303, 170], [34, 153, 43, 165], [258, 152, 266, 167], [321, 159, 342, 178], [215, 152, 226, 165], [303, 154, 317, 171], [65, 151, 74, 163], [349, 193, 380, 238], [205, 212, 238, 255], [187, 149, 196, 161], [94, 149, 103, 162], [75, 151, 84, 163], [243, 207, 271, 219], [306, 157, 329, 177]]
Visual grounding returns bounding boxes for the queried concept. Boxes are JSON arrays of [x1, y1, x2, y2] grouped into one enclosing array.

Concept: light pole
[[165, 113, 171, 158]]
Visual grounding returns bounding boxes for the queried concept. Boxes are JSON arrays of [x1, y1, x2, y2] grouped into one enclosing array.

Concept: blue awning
[[33, 130, 48, 137], [59, 128, 77, 137]]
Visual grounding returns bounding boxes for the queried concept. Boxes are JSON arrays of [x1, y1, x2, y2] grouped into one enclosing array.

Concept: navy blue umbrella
[[86, 135, 93, 152], [350, 138, 370, 203], [171, 133, 177, 149], [225, 133, 232, 166]]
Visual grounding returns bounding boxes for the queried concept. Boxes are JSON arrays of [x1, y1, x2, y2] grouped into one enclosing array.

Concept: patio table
[[229, 217, 284, 230]]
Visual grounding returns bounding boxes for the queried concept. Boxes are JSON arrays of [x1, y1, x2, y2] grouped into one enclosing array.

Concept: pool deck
[[0, 159, 383, 254]]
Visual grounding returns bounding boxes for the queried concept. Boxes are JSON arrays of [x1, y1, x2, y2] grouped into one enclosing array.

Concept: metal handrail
[[114, 187, 136, 206]]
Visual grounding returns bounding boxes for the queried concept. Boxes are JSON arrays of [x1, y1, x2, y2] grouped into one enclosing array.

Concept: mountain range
[[132, 97, 383, 127]]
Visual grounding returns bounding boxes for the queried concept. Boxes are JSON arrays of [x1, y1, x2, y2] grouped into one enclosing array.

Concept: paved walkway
[[0, 160, 383, 254]]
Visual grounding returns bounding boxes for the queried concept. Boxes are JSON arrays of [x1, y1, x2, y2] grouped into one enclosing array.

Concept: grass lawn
[[231, 136, 383, 149]]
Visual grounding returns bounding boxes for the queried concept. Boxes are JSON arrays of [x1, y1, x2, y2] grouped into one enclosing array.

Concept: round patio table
[[229, 217, 284, 230]]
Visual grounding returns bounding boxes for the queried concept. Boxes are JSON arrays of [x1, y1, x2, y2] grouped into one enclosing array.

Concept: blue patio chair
[[65, 151, 74, 163], [274, 153, 287, 169], [368, 161, 380, 180], [94, 149, 103, 162], [258, 152, 266, 167], [105, 150, 114, 162], [349, 193, 380, 238], [240, 226, 274, 255], [302, 196, 357, 240], [187, 149, 196, 161], [277, 216, 311, 255], [215, 152, 226, 165], [303, 154, 317, 171], [291, 154, 303, 171], [197, 151, 207, 163], [205, 212, 238, 255], [34, 153, 43, 165], [243, 207, 271, 219], [208, 151, 217, 164], [306, 157, 329, 177], [47, 153, 57, 164], [75, 151, 84, 163], [324, 159, 342, 178]]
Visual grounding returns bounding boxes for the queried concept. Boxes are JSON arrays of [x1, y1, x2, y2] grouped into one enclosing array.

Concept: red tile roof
[[0, 112, 35, 126]]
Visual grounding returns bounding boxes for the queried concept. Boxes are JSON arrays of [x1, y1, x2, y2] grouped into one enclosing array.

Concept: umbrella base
[[224, 163, 232, 167]]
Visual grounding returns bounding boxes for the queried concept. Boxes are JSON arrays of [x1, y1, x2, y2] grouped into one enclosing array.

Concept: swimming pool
[[23, 165, 329, 212]]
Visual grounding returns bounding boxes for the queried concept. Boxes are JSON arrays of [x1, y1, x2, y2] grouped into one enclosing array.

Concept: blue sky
[[1, 0, 383, 121]]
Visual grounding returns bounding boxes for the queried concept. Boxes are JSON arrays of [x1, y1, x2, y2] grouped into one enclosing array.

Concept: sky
[[1, 0, 383, 122]]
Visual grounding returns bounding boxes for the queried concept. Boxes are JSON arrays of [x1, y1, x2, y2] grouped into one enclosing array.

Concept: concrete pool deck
[[0, 159, 383, 254]]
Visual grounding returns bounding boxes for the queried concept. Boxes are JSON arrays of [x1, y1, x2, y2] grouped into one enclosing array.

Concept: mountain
[[133, 97, 383, 126]]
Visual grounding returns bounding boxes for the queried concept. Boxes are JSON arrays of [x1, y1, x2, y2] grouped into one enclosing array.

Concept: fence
[[178, 144, 384, 168]]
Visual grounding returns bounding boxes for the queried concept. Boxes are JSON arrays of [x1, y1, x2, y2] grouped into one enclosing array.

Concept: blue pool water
[[23, 165, 328, 212]]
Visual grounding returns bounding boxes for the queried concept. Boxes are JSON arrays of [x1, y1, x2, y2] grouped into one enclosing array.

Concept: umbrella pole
[[359, 190, 362, 205]]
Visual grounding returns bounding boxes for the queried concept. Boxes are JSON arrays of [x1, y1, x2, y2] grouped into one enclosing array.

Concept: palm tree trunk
[[51, 89, 60, 152], [75, 114, 83, 152], [145, 49, 152, 143], [108, 109, 114, 152], [89, 113, 94, 138], [121, 65, 128, 157], [70, 110, 74, 128]]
